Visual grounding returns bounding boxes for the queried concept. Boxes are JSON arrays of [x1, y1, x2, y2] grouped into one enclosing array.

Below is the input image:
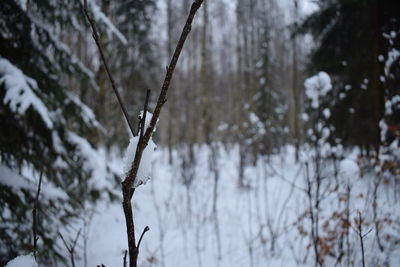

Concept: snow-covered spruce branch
[[83, 1, 204, 267]]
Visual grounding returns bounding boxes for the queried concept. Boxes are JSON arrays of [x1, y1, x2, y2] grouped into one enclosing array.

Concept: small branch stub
[[137, 226, 150, 252]]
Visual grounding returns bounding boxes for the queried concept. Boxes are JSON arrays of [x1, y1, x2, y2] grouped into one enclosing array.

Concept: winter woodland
[[1, 0, 400, 266]]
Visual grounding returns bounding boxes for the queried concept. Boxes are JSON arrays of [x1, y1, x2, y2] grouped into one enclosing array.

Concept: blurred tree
[[0, 0, 119, 264], [300, 0, 400, 154]]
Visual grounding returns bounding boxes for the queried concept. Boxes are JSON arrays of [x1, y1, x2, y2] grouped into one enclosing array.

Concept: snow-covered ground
[[80, 145, 400, 267]]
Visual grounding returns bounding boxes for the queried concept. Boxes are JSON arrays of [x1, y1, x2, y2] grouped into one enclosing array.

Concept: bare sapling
[[352, 211, 372, 267], [83, 1, 204, 266]]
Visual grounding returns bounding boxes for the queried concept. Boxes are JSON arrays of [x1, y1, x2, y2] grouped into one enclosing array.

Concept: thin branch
[[123, 4, 203, 264], [351, 211, 372, 267], [120, 2, 203, 267], [82, 0, 135, 137], [123, 250, 128, 267], [32, 169, 43, 259], [58, 232, 69, 252], [58, 229, 82, 267], [123, 0, 204, 190], [362, 228, 373, 238], [84, 1, 204, 267], [137, 226, 150, 252], [72, 228, 82, 251]]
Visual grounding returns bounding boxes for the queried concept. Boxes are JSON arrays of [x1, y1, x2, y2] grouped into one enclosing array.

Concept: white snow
[[339, 158, 359, 177], [0, 164, 69, 200], [0, 57, 53, 129], [249, 112, 266, 135], [17, 0, 28, 11], [68, 132, 113, 192], [123, 136, 157, 188], [5, 254, 37, 267], [0, 165, 31, 190], [217, 123, 229, 131], [385, 48, 400, 75], [139, 111, 158, 133], [83, 145, 400, 267], [300, 113, 309, 121], [380, 119, 388, 142], [304, 71, 332, 109], [123, 112, 158, 188], [67, 92, 104, 131], [322, 108, 331, 119]]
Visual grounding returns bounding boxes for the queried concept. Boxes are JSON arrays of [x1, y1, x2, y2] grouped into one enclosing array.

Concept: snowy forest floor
[[80, 145, 400, 267]]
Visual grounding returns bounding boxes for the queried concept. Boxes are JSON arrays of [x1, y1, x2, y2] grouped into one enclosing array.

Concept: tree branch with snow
[[83, 1, 204, 266]]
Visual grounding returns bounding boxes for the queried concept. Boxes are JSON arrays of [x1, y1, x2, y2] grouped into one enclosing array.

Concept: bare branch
[[84, 1, 204, 267], [72, 228, 82, 251], [123, 0, 204, 193], [123, 250, 127, 267], [82, 0, 136, 137], [121, 5, 203, 266], [58, 229, 82, 267], [352, 211, 371, 267]]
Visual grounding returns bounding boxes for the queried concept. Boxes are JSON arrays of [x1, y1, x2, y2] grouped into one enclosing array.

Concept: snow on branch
[[5, 254, 37, 267], [384, 48, 399, 76], [304, 71, 332, 109], [123, 111, 157, 188], [27, 14, 97, 86], [0, 57, 53, 129], [66, 92, 105, 132], [83, 0, 128, 45], [0, 164, 68, 200], [67, 131, 114, 192]]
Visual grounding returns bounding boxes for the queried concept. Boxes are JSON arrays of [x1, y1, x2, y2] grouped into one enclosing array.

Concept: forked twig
[[120, 2, 204, 267], [58, 229, 82, 267], [351, 211, 372, 267], [83, 1, 204, 266]]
